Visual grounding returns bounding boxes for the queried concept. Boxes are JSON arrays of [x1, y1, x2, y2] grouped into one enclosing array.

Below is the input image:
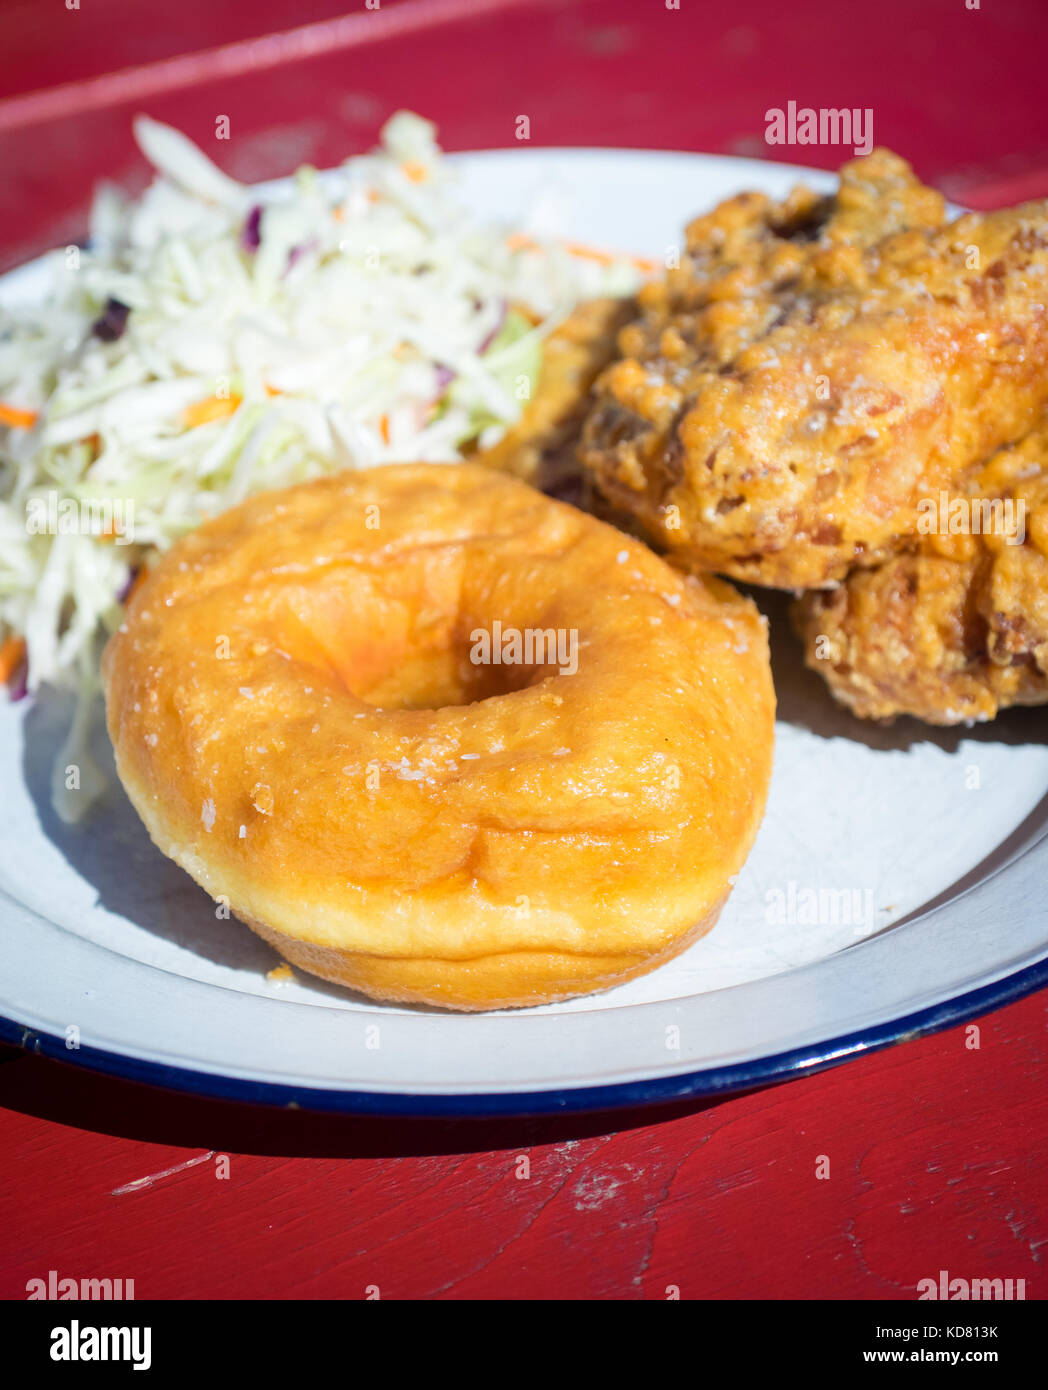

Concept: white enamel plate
[[1, 150, 1046, 1114]]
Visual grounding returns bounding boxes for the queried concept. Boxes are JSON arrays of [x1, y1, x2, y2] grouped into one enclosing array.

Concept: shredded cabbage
[[0, 112, 641, 820]]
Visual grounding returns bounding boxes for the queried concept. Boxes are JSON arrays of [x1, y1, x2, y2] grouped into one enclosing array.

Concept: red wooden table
[[2, 0, 1047, 1301]]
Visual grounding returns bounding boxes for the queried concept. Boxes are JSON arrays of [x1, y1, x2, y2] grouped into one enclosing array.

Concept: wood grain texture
[[1, 0, 1046, 1301], [1, 0, 1047, 270], [2, 992, 1046, 1299]]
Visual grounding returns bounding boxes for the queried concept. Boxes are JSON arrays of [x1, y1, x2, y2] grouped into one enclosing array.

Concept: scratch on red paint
[[111, 1151, 216, 1196]]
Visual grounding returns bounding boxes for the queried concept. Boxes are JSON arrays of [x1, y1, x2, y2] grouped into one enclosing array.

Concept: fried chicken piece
[[791, 426, 1048, 723], [474, 296, 635, 503], [579, 149, 1048, 589]]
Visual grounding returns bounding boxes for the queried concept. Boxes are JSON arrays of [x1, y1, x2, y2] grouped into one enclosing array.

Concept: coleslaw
[[0, 111, 642, 819]]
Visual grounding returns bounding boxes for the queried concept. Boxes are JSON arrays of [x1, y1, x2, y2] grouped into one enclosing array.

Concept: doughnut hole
[[267, 548, 562, 711]]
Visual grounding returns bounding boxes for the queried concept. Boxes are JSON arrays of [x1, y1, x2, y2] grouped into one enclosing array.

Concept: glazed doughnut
[[102, 464, 774, 1010]]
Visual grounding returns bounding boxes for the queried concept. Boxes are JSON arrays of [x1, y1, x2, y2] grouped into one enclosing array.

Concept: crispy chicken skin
[[579, 150, 1048, 589], [792, 426, 1048, 723]]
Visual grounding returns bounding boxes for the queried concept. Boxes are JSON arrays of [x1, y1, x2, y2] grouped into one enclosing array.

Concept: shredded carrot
[[182, 394, 242, 429], [563, 240, 617, 266], [264, 384, 282, 397], [561, 239, 660, 272], [0, 403, 39, 429], [96, 514, 133, 544], [379, 414, 391, 444], [0, 635, 26, 684], [401, 161, 428, 183], [505, 233, 658, 274]]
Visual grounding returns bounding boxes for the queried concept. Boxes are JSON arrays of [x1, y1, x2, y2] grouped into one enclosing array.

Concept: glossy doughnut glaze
[[103, 464, 775, 1009]]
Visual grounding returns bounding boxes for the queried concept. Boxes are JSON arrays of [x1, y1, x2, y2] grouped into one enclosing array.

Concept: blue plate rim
[[3, 955, 1046, 1117]]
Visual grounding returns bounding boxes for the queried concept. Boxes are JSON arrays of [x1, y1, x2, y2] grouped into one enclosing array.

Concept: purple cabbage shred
[[477, 299, 508, 353], [117, 567, 140, 604], [285, 239, 319, 274], [241, 205, 263, 252], [92, 298, 130, 343]]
